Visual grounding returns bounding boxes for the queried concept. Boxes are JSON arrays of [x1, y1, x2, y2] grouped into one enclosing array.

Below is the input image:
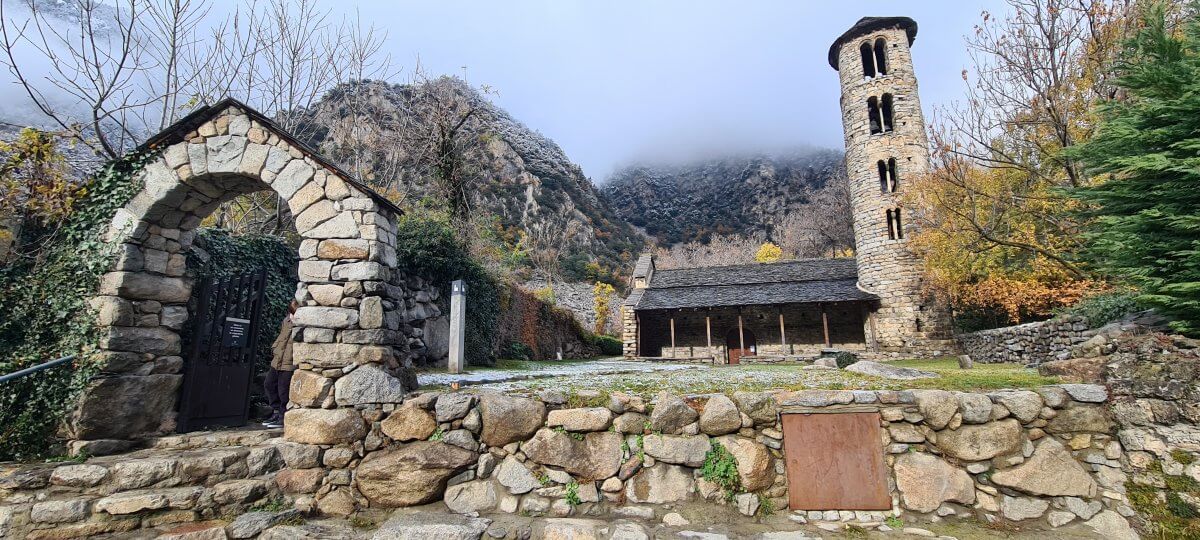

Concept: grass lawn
[[466, 357, 1061, 398]]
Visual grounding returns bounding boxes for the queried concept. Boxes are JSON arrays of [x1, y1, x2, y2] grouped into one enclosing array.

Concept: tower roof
[[828, 16, 918, 70]]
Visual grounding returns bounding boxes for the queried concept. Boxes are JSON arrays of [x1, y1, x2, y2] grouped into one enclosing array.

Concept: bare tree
[[653, 232, 765, 270], [524, 214, 582, 285], [772, 163, 854, 259], [1, 0, 392, 165]]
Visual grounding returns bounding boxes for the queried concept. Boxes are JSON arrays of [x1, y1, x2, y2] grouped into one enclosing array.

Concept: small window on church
[[860, 42, 875, 78], [887, 158, 898, 192], [877, 160, 888, 192], [881, 94, 895, 132], [867, 97, 881, 134], [886, 209, 896, 240], [874, 38, 888, 75]]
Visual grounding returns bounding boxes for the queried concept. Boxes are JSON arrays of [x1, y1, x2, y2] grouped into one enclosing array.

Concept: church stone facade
[[621, 16, 954, 359]]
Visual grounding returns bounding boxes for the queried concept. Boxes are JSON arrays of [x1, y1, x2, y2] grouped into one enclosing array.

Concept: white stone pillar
[[448, 279, 467, 374]]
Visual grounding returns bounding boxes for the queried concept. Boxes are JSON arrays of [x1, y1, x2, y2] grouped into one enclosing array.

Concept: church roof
[[630, 258, 877, 311], [828, 16, 918, 69]]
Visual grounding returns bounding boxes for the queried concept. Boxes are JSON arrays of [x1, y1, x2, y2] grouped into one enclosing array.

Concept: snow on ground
[[416, 359, 699, 388]]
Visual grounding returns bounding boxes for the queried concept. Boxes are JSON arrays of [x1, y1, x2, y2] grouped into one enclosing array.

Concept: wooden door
[[725, 328, 756, 365], [781, 412, 891, 510]]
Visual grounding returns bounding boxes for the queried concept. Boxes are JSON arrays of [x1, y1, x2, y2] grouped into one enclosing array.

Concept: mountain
[[600, 149, 845, 246], [293, 78, 645, 281]]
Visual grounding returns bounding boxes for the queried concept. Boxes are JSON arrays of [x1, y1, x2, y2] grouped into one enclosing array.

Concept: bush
[[590, 334, 623, 356], [393, 213, 500, 367], [502, 341, 533, 360], [1058, 291, 1141, 329], [835, 351, 859, 369]]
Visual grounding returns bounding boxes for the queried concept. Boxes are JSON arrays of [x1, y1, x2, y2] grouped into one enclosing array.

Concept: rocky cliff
[[600, 149, 844, 246], [293, 78, 643, 277]]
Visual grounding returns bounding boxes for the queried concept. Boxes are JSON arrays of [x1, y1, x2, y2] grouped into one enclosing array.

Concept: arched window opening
[[867, 97, 881, 134], [892, 207, 904, 239], [860, 42, 875, 78], [887, 158, 898, 192], [877, 160, 889, 192], [881, 93, 895, 132], [873, 38, 888, 75], [886, 209, 896, 240]]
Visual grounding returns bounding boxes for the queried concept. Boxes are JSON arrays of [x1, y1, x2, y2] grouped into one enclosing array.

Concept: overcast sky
[[4, 1, 1006, 181], [337, 1, 1005, 180]]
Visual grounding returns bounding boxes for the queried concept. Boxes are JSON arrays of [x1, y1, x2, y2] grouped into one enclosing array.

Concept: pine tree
[[1069, 3, 1200, 335]]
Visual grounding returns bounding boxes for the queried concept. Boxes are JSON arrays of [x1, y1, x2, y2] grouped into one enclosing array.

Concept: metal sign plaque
[[222, 317, 251, 348]]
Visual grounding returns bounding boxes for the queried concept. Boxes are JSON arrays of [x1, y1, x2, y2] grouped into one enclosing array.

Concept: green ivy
[[186, 228, 297, 375], [0, 148, 159, 460], [564, 480, 582, 507]]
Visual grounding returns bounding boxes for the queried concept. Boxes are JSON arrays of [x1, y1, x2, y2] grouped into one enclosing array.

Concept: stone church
[[621, 16, 954, 361]]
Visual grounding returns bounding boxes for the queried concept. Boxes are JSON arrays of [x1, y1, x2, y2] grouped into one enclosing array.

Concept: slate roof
[[632, 258, 877, 311], [828, 16, 918, 69]]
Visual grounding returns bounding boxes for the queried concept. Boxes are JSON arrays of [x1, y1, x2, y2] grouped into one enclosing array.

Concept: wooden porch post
[[705, 313, 712, 351], [738, 312, 745, 351], [669, 316, 676, 358], [779, 310, 787, 347], [821, 303, 831, 348], [866, 306, 879, 352]]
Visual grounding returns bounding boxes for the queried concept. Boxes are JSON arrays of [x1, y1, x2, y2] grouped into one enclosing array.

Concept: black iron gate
[[178, 270, 268, 432]]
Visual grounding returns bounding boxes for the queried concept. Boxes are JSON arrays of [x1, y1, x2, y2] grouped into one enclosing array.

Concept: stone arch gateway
[[68, 99, 414, 447]]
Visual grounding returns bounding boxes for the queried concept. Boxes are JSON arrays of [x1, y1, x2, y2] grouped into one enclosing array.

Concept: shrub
[[503, 341, 534, 361], [1057, 290, 1140, 329], [590, 334, 623, 357], [834, 351, 859, 369]]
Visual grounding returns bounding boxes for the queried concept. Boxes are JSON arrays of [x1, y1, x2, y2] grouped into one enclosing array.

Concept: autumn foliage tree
[[906, 0, 1145, 326]]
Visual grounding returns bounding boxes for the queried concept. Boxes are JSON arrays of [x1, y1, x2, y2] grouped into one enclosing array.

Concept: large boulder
[[69, 374, 182, 439], [733, 391, 777, 426], [642, 435, 711, 467], [495, 456, 541, 495], [521, 429, 622, 481], [992, 391, 1043, 423], [699, 395, 741, 435], [355, 442, 476, 507], [715, 436, 774, 492], [845, 361, 938, 380], [894, 453, 975, 513], [284, 409, 367, 445], [991, 438, 1097, 497], [334, 364, 407, 406], [913, 390, 959, 430], [443, 480, 497, 514], [1046, 405, 1113, 434], [372, 512, 491, 540], [290, 371, 334, 408], [625, 464, 695, 503], [380, 402, 437, 442], [650, 393, 698, 434], [935, 419, 1022, 461], [478, 393, 545, 447], [547, 408, 613, 432], [435, 393, 476, 422], [1038, 357, 1107, 383]]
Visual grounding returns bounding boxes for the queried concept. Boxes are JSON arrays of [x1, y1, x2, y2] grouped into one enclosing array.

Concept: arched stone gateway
[[69, 100, 415, 445]]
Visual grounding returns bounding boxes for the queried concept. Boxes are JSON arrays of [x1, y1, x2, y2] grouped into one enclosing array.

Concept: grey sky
[[335, 1, 1004, 180]]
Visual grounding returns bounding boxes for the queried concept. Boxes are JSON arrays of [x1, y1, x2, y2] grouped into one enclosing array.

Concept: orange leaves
[[0, 129, 79, 227], [955, 276, 1103, 323]]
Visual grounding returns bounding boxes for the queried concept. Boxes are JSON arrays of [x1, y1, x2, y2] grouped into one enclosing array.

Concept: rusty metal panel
[[782, 412, 891, 510]]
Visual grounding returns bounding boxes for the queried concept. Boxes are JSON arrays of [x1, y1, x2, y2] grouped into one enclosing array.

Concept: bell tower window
[[867, 97, 881, 134], [886, 208, 904, 240], [874, 38, 888, 75], [881, 93, 894, 132], [860, 42, 876, 78]]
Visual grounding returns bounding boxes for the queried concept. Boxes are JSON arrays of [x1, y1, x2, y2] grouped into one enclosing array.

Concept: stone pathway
[[417, 359, 702, 388]]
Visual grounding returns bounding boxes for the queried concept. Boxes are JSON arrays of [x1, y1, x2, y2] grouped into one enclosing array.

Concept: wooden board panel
[[782, 412, 891, 510]]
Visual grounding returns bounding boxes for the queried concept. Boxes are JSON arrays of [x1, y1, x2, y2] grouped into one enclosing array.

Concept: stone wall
[[270, 384, 1133, 535], [0, 430, 288, 539], [834, 20, 955, 352], [956, 316, 1090, 365]]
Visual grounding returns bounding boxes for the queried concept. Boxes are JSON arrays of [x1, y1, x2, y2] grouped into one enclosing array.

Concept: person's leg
[[276, 370, 294, 421], [263, 368, 280, 422]]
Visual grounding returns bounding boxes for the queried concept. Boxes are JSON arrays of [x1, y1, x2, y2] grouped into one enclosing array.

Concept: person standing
[[263, 302, 297, 429]]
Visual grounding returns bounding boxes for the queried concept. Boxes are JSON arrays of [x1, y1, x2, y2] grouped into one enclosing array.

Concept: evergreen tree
[[1070, 2, 1200, 335]]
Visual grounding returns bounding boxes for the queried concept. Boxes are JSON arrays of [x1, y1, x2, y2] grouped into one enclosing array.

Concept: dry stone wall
[[266, 384, 1133, 535], [956, 316, 1090, 365]]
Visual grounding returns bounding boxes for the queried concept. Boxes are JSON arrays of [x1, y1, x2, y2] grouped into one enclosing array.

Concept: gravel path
[[416, 359, 702, 388]]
